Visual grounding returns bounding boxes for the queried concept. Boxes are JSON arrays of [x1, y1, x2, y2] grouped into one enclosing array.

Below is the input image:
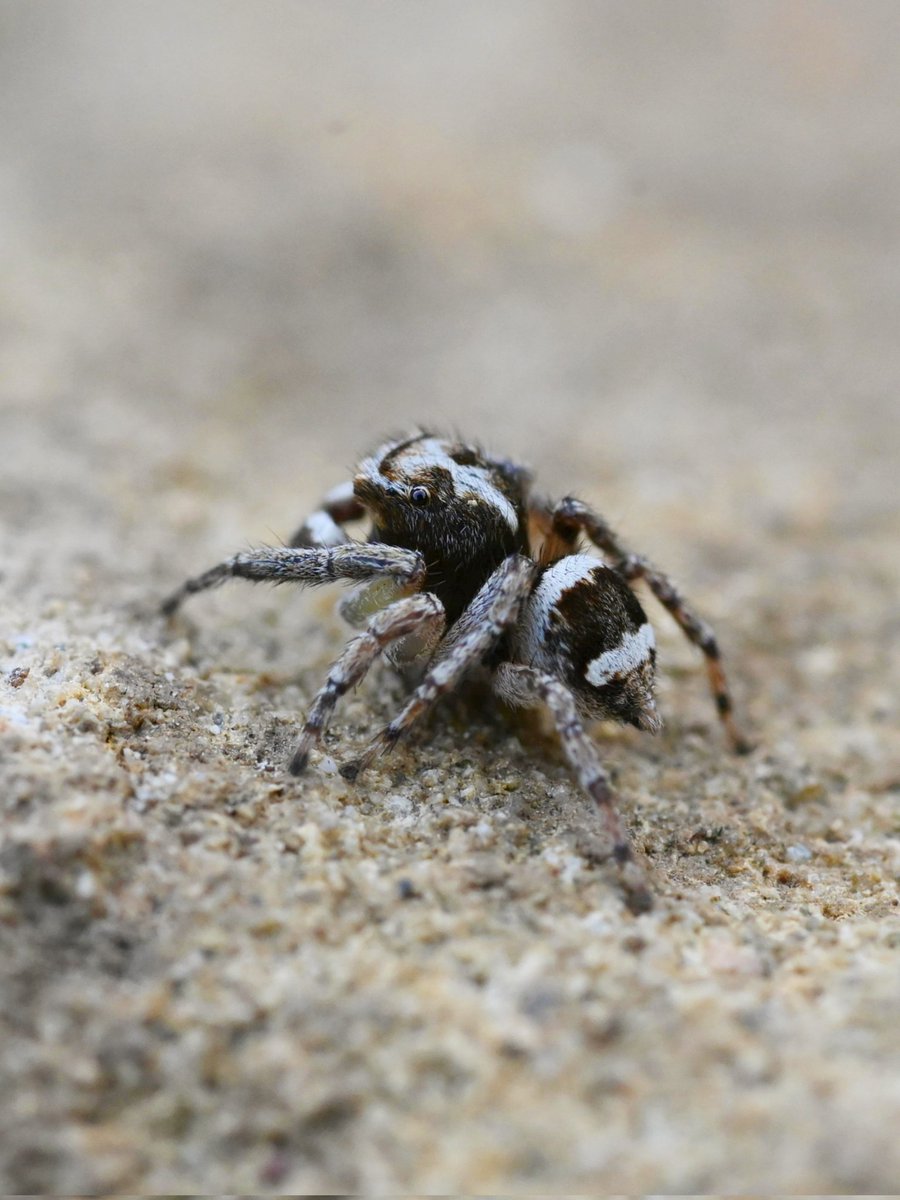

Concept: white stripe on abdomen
[[585, 622, 655, 686]]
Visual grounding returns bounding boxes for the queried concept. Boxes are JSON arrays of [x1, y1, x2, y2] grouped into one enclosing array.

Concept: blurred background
[[2, 0, 898, 592]]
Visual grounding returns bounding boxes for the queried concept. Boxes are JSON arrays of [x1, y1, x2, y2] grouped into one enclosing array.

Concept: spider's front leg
[[289, 592, 445, 775], [494, 663, 654, 915], [160, 543, 425, 617], [549, 497, 752, 754], [339, 554, 538, 780]]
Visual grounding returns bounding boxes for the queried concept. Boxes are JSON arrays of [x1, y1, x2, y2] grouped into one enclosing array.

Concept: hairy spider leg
[[551, 498, 752, 754], [160, 543, 426, 617], [494, 662, 654, 914], [289, 593, 446, 775], [340, 554, 538, 780]]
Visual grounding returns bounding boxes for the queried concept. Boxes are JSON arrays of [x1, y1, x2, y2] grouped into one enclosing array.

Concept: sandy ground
[[1, 2, 899, 1192]]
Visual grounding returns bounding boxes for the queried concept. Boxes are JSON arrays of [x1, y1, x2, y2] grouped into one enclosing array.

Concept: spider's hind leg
[[617, 551, 752, 754], [495, 662, 654, 915], [551, 498, 751, 754]]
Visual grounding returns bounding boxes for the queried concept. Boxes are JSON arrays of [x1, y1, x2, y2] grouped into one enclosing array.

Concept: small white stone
[[786, 843, 812, 862], [75, 870, 96, 899]]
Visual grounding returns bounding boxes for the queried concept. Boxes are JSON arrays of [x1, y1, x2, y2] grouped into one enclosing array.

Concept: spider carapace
[[162, 432, 750, 912]]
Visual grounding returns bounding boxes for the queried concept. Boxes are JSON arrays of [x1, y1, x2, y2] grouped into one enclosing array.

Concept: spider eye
[[409, 485, 430, 506]]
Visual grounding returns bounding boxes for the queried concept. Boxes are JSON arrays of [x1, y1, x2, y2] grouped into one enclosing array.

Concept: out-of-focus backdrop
[[4, 0, 898, 545], [1, 3, 898, 1193]]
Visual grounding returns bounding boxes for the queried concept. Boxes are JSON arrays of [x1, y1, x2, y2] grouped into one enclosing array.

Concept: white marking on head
[[452, 464, 519, 532], [356, 435, 412, 492], [585, 623, 656, 687], [366, 436, 520, 532], [357, 441, 397, 491]]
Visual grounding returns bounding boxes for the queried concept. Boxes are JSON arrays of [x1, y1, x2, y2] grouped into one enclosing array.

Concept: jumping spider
[[162, 432, 750, 912]]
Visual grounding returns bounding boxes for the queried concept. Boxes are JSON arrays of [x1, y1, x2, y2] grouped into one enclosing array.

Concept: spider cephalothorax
[[352, 435, 530, 625], [162, 432, 750, 913]]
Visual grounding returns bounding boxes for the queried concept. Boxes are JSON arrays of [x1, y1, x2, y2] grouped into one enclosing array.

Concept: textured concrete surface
[[1, 2, 899, 1192]]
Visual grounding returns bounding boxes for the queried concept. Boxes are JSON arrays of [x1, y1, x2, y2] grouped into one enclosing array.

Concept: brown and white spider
[[162, 432, 750, 912]]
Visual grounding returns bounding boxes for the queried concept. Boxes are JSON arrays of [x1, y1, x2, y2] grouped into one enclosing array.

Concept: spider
[[161, 432, 750, 912]]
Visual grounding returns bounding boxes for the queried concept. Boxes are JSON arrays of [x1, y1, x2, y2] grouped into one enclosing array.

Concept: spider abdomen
[[513, 554, 660, 731]]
